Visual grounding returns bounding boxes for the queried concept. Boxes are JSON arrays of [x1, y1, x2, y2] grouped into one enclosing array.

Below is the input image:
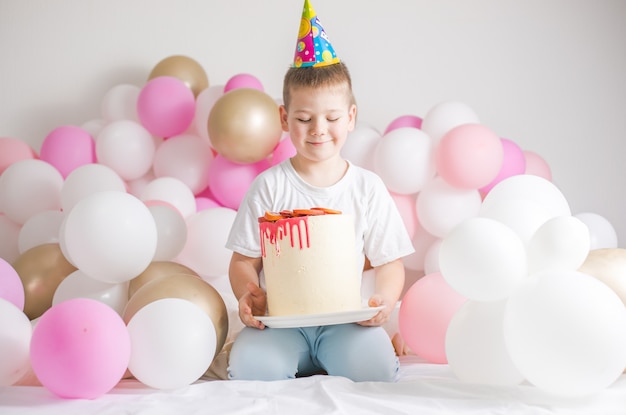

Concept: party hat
[[292, 0, 340, 68]]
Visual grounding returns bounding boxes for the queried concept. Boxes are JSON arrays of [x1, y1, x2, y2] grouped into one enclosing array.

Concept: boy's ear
[[348, 104, 357, 131], [279, 105, 290, 132]]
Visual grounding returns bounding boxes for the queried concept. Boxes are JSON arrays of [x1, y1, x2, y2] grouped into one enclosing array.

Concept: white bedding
[[2, 355, 625, 415]]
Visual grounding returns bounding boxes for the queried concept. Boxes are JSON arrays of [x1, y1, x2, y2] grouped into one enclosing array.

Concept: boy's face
[[280, 84, 356, 164]]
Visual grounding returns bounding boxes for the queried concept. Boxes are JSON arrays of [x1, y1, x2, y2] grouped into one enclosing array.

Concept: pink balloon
[[0, 137, 36, 175], [383, 114, 423, 135], [223, 73, 264, 93], [435, 123, 504, 189], [137, 76, 196, 138], [390, 192, 418, 239], [207, 155, 266, 210], [30, 298, 131, 399], [39, 126, 95, 178], [479, 138, 526, 195], [270, 136, 296, 166], [0, 257, 24, 310], [523, 150, 552, 181], [399, 272, 467, 363], [195, 196, 222, 211]]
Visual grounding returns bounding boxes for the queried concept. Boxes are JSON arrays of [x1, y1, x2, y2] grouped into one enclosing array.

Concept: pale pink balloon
[[195, 196, 221, 211], [0, 137, 36, 175], [0, 257, 24, 310], [479, 138, 526, 195], [399, 272, 467, 363], [390, 192, 418, 239], [435, 123, 504, 189], [223, 73, 264, 93], [523, 150, 552, 181], [383, 114, 422, 135], [39, 126, 96, 178]]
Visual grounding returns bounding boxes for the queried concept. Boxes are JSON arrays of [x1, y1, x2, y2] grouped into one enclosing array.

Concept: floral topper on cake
[[292, 0, 341, 68]]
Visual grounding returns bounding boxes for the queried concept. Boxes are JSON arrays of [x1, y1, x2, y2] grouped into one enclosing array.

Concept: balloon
[[52, 269, 129, 316], [81, 118, 107, 138], [574, 212, 618, 249], [223, 73, 264, 93], [402, 221, 438, 272], [0, 214, 21, 263], [96, 120, 156, 181], [439, 217, 527, 301], [0, 137, 36, 175], [446, 300, 524, 386], [578, 248, 626, 305], [479, 198, 552, 246], [398, 272, 467, 363], [39, 125, 96, 179], [137, 76, 196, 138], [146, 202, 188, 261], [176, 207, 237, 278], [527, 216, 590, 274], [101, 83, 140, 122], [420, 101, 480, 143], [30, 298, 131, 399], [0, 159, 63, 225], [60, 163, 126, 213], [390, 192, 418, 240], [207, 155, 266, 210], [193, 85, 223, 143], [270, 135, 297, 166], [503, 271, 626, 397], [479, 138, 526, 195], [523, 150, 552, 181], [0, 257, 24, 310], [423, 239, 442, 275], [341, 122, 381, 171], [0, 298, 31, 386], [195, 196, 221, 211], [152, 133, 214, 195], [129, 261, 200, 298], [13, 243, 77, 320], [373, 127, 436, 194], [416, 176, 482, 238], [140, 176, 197, 218], [18, 209, 64, 254], [148, 55, 209, 98], [127, 298, 216, 390], [208, 88, 282, 164], [383, 114, 422, 134], [435, 123, 504, 189], [62, 191, 157, 284], [123, 273, 228, 358]]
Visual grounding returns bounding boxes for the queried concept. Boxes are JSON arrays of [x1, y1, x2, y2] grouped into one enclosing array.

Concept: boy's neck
[[290, 156, 349, 187]]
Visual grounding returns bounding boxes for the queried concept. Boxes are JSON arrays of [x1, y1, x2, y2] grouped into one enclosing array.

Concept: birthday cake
[[259, 208, 362, 316]]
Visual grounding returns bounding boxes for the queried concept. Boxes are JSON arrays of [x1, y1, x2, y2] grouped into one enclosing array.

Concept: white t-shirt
[[226, 159, 415, 273]]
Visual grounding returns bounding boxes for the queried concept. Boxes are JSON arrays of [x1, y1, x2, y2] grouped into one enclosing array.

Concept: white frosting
[[260, 214, 362, 316]]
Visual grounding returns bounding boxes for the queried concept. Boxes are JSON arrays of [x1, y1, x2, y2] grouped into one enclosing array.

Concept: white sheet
[[2, 355, 625, 415]]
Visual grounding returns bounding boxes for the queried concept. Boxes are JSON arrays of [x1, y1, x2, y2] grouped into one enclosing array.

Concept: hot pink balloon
[[271, 136, 296, 166], [30, 298, 131, 399], [0, 257, 24, 310], [39, 126, 96, 178], [223, 73, 264, 93], [0, 137, 36, 175], [399, 272, 467, 363], [435, 123, 504, 189], [137, 76, 196, 138], [208, 155, 267, 210], [383, 114, 423, 135], [524, 150, 552, 181], [479, 138, 526, 195]]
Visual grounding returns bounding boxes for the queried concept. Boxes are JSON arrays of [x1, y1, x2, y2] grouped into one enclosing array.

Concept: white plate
[[255, 306, 385, 328]]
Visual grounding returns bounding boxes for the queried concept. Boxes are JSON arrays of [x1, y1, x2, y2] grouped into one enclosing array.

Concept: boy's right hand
[[238, 282, 267, 329]]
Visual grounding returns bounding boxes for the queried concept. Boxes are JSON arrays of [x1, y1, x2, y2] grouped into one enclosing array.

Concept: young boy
[[225, 1, 414, 382]]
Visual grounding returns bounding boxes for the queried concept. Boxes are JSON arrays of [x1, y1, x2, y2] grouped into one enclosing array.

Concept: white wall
[[1, 0, 625, 244]]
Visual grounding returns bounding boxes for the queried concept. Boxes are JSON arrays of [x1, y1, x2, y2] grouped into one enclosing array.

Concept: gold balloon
[[128, 261, 199, 299], [148, 55, 209, 98], [578, 248, 626, 305], [208, 88, 282, 164], [12, 243, 77, 320], [123, 273, 228, 358]]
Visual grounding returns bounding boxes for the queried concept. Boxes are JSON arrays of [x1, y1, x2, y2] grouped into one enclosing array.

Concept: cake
[[259, 208, 362, 316]]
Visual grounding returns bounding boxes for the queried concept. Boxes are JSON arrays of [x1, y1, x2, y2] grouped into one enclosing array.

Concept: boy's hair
[[282, 62, 356, 109]]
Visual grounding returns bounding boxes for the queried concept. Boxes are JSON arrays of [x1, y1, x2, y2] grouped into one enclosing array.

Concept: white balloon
[[479, 198, 552, 246], [147, 203, 188, 261], [0, 298, 32, 386], [0, 215, 20, 263], [504, 271, 626, 397], [342, 122, 381, 172], [61, 163, 126, 213], [423, 239, 442, 275], [446, 300, 524, 386], [527, 216, 590, 274], [439, 217, 527, 301], [101, 83, 140, 123], [420, 100, 480, 143], [574, 212, 618, 249], [194, 85, 224, 144], [402, 221, 438, 272], [140, 176, 196, 218], [53, 270, 129, 316], [127, 298, 216, 390], [18, 210, 64, 253]]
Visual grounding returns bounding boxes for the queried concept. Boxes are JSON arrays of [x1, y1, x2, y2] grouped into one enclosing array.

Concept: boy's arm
[[359, 258, 405, 327], [229, 252, 266, 329]]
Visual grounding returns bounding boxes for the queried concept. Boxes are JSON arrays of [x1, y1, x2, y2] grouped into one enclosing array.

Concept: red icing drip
[[260, 216, 311, 257]]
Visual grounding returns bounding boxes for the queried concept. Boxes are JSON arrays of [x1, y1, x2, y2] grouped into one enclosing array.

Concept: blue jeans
[[227, 324, 398, 382]]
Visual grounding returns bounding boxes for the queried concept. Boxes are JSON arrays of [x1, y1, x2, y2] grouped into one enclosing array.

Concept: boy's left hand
[[357, 294, 392, 327]]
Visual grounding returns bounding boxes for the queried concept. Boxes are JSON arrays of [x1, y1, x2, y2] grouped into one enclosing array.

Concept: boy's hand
[[357, 294, 393, 327], [238, 282, 267, 329]]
